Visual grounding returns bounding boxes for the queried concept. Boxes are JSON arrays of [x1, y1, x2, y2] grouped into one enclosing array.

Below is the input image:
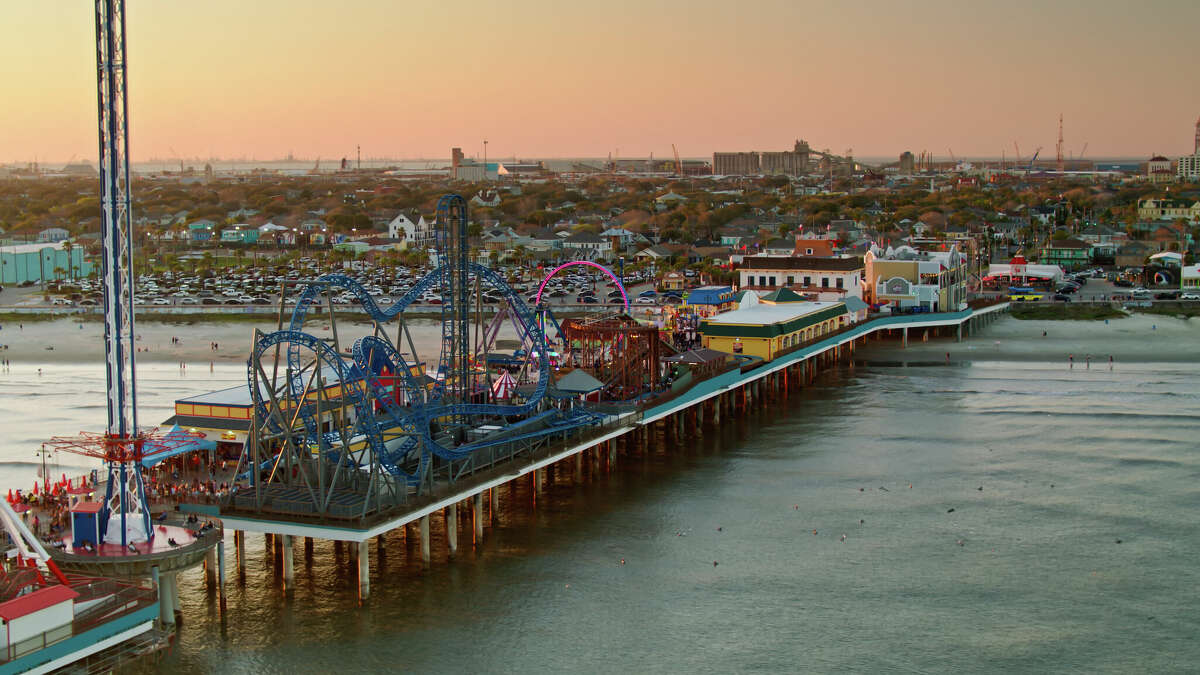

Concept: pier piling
[[419, 514, 431, 563], [447, 503, 459, 555], [358, 540, 370, 600], [474, 492, 484, 542], [281, 534, 294, 587]]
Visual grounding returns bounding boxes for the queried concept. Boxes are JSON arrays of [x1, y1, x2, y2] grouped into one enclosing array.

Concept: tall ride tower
[[49, 0, 183, 548], [1194, 116, 1199, 154]]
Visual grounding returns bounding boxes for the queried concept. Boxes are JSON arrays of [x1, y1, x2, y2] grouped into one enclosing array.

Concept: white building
[[387, 212, 435, 248], [562, 232, 613, 260], [1181, 263, 1200, 291], [738, 255, 865, 302], [1178, 154, 1200, 181]]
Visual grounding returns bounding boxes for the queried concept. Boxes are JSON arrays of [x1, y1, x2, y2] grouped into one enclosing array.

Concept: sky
[[3, 0, 1199, 164]]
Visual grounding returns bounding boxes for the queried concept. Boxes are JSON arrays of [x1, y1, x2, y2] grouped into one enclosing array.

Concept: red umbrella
[[68, 485, 94, 496], [11, 504, 30, 513]]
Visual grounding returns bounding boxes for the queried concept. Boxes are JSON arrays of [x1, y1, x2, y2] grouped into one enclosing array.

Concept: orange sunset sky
[[3, 0, 1199, 164]]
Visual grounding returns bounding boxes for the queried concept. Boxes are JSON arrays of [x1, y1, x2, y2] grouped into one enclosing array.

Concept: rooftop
[[705, 300, 842, 326]]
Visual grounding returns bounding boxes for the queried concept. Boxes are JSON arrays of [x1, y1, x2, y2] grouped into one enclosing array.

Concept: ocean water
[[4, 316, 1198, 673]]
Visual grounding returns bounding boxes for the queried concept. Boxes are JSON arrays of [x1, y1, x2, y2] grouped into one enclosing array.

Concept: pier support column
[[574, 452, 583, 482], [281, 535, 294, 587], [474, 492, 484, 542], [902, 327, 908, 348], [158, 571, 176, 628], [358, 540, 370, 600], [447, 503, 458, 556], [235, 530, 245, 574], [216, 540, 226, 611], [419, 514, 431, 564], [712, 396, 721, 425], [205, 546, 216, 586], [534, 468, 544, 499], [956, 323, 963, 342], [609, 439, 617, 466]]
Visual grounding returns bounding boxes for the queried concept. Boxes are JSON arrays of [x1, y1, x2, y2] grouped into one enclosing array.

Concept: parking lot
[[0, 258, 673, 311]]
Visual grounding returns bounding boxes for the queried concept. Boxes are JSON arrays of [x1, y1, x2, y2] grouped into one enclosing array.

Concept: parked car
[[1052, 293, 1073, 302], [633, 296, 656, 305], [1154, 291, 1180, 300], [1180, 293, 1200, 300]]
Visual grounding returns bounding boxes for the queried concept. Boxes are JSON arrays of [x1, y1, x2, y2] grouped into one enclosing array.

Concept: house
[[219, 227, 259, 244], [738, 255, 866, 302], [471, 189, 501, 207], [762, 238, 793, 256], [387, 211, 435, 248], [634, 244, 674, 262], [1115, 241, 1156, 268], [1137, 198, 1198, 221], [659, 271, 687, 291], [562, 232, 612, 260], [37, 227, 70, 243], [527, 229, 564, 252], [188, 220, 217, 242], [599, 227, 641, 251], [654, 192, 688, 211], [1040, 237, 1091, 271]]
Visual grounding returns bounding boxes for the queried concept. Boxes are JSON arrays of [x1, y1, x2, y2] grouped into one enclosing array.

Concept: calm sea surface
[[2, 316, 1198, 673]]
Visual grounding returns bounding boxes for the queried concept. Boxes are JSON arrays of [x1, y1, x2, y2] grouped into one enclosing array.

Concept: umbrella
[[69, 485, 94, 496], [491, 371, 517, 400], [11, 504, 30, 514]]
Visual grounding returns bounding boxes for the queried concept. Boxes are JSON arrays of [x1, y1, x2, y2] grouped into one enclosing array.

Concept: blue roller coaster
[[238, 194, 605, 519]]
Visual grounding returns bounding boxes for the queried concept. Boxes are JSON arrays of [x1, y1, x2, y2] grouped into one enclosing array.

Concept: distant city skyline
[[4, 0, 1199, 164]]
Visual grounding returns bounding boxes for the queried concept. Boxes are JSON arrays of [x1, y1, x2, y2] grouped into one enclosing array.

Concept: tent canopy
[[141, 425, 218, 468], [553, 368, 605, 394]]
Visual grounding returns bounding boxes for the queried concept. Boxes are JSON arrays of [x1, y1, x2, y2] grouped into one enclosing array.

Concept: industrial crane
[[671, 143, 682, 177]]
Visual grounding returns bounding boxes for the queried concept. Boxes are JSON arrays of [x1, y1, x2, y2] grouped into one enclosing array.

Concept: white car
[[152, 298, 170, 305], [633, 296, 656, 305], [1180, 293, 1200, 300], [179, 297, 198, 305]]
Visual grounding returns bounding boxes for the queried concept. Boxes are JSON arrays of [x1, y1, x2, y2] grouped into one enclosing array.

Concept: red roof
[[0, 586, 78, 621], [71, 501, 104, 514]]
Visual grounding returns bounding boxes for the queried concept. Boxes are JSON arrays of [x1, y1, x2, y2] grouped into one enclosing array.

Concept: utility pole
[[483, 139, 488, 182], [356, 145, 361, 171]]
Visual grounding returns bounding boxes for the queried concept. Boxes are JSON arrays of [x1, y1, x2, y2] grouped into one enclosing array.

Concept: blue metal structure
[[94, 0, 151, 546], [241, 198, 606, 517]]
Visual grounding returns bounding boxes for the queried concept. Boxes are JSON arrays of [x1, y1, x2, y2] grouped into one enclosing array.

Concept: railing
[[0, 580, 156, 664]]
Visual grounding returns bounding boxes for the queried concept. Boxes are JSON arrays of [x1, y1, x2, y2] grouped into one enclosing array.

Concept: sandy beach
[[0, 316, 455, 368]]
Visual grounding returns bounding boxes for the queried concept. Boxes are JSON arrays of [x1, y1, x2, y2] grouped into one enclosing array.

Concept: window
[[768, 276, 776, 287], [803, 276, 811, 286], [821, 277, 829, 288], [836, 278, 844, 289], [787, 276, 795, 285], [805, 248, 814, 255]]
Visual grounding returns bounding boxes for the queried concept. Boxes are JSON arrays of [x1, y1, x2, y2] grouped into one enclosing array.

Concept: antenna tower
[[1056, 113, 1064, 173]]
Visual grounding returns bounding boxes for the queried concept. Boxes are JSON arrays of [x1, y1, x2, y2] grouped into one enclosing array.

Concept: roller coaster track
[[248, 262, 599, 487]]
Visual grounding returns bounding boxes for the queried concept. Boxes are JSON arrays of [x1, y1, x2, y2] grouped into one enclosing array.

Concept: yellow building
[[700, 294, 848, 362]]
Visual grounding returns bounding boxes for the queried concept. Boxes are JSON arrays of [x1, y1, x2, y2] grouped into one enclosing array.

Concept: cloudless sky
[[3, 0, 1199, 163]]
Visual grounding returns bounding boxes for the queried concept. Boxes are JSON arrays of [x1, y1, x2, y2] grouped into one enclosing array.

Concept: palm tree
[[60, 239, 74, 280]]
